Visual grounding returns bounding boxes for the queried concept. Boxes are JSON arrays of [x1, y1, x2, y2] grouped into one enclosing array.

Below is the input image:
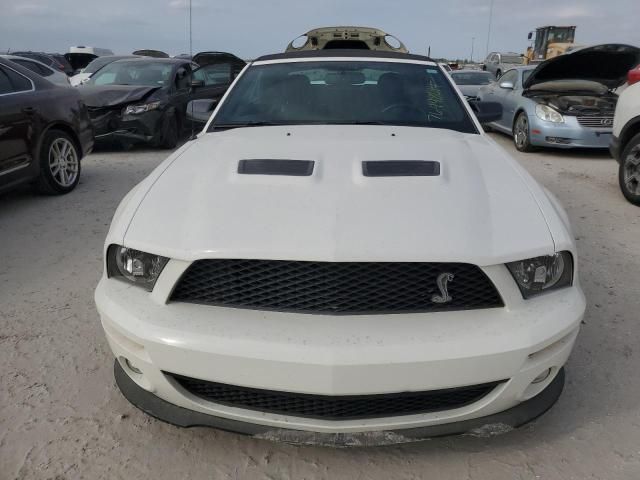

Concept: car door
[[0, 64, 38, 190], [495, 69, 520, 131], [190, 61, 236, 102], [170, 65, 193, 127]]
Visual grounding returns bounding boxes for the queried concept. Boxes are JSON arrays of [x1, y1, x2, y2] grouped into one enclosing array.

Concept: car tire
[[618, 132, 640, 206], [35, 129, 81, 195], [513, 112, 536, 153], [160, 113, 179, 149]]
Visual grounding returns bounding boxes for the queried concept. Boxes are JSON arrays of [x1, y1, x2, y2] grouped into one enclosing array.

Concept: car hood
[[78, 85, 162, 107], [123, 126, 555, 265], [523, 43, 640, 91]]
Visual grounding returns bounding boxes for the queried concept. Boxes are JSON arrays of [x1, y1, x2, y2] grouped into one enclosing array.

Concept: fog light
[[532, 368, 552, 384], [124, 358, 142, 375]]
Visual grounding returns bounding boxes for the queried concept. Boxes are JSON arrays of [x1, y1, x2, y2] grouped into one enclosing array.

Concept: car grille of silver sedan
[[576, 115, 614, 128], [169, 259, 504, 314]]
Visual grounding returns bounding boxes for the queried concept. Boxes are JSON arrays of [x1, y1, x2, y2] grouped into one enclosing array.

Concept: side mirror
[[469, 101, 502, 124], [186, 99, 218, 124], [191, 79, 205, 89], [528, 32, 533, 40], [499, 81, 515, 89]]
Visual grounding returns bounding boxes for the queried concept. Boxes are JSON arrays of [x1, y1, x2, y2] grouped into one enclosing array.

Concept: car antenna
[[189, 0, 197, 141]]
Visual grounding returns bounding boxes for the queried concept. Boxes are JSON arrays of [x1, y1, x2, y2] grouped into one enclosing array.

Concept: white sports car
[[95, 50, 586, 445]]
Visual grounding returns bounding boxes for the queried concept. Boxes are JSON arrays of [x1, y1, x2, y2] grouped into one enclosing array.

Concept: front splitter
[[114, 360, 565, 447]]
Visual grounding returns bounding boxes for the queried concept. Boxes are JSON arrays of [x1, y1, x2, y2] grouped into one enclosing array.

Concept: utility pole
[[485, 0, 494, 57]]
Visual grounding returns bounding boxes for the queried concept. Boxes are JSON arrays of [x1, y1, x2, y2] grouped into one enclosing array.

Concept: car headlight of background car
[[107, 245, 169, 291], [506, 251, 573, 298], [124, 101, 161, 115], [535, 104, 564, 123]]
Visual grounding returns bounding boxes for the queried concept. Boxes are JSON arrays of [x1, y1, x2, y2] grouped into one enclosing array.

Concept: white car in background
[[95, 50, 585, 445], [0, 55, 70, 86], [611, 67, 640, 206]]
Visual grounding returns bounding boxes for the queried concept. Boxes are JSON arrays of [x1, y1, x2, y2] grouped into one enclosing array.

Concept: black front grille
[[168, 373, 502, 420], [170, 260, 503, 314]]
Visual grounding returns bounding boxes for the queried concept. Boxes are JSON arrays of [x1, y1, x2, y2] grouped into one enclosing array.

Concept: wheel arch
[[619, 116, 640, 153], [39, 122, 84, 160]]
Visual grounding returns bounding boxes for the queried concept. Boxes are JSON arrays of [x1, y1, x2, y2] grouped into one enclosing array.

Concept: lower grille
[[577, 115, 613, 128], [168, 374, 503, 420], [170, 260, 504, 314]]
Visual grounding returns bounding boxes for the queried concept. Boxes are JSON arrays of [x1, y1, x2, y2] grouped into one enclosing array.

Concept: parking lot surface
[[1, 134, 639, 480]]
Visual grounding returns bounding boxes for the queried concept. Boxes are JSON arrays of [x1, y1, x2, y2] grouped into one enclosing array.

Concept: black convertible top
[[255, 49, 434, 63]]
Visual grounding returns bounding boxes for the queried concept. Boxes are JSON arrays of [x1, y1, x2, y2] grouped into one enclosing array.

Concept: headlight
[[124, 101, 161, 115], [506, 251, 573, 299], [535, 104, 564, 123], [107, 245, 169, 291]]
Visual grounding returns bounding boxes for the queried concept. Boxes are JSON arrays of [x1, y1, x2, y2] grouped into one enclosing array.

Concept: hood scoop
[[237, 159, 315, 176], [362, 161, 440, 177]]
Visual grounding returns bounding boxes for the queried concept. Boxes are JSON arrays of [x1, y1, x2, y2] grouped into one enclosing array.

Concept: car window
[[174, 66, 192, 91], [210, 60, 477, 134], [12, 59, 52, 77], [0, 65, 32, 94], [89, 61, 173, 86], [522, 69, 533, 85], [193, 63, 232, 86], [499, 70, 518, 85], [450, 72, 493, 86]]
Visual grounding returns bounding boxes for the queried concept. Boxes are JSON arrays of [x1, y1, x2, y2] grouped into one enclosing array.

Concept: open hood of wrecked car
[[523, 43, 640, 91], [192, 51, 246, 67], [78, 85, 162, 107]]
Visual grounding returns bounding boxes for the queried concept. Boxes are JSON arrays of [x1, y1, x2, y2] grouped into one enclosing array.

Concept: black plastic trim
[[362, 160, 440, 177], [114, 361, 566, 446], [238, 159, 314, 176]]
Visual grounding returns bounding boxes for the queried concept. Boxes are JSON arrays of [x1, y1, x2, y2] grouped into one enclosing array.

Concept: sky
[[1, 0, 638, 61]]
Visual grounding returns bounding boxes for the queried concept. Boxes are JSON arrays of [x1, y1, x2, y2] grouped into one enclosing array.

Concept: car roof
[[0, 54, 53, 69], [110, 57, 188, 64], [450, 69, 493, 74], [255, 49, 434, 63]]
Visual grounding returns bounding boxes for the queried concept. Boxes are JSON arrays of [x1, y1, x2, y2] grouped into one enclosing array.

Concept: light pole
[[485, 0, 494, 57], [471, 37, 475, 63]]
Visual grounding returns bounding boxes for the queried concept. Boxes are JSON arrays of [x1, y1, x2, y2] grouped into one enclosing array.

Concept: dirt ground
[[1, 133, 639, 480]]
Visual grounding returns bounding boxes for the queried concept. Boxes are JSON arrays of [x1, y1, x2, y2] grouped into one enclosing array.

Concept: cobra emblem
[[431, 273, 455, 304]]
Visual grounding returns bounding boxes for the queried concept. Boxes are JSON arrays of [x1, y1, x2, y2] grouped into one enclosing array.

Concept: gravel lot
[[1, 133, 639, 480]]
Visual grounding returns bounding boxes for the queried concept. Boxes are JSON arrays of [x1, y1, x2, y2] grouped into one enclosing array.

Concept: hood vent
[[237, 159, 315, 176], [362, 161, 440, 177]]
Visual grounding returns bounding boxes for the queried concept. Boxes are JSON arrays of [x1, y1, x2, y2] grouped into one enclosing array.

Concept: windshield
[[522, 69, 533, 84], [451, 72, 493, 85], [84, 57, 122, 74], [210, 60, 476, 133], [502, 55, 524, 64], [88, 61, 172, 86]]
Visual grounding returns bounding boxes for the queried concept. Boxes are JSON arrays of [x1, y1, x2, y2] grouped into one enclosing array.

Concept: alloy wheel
[[623, 145, 640, 196], [48, 138, 79, 187], [514, 115, 528, 149]]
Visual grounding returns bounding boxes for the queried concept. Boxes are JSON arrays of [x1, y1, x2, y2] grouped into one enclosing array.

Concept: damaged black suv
[[78, 55, 245, 148]]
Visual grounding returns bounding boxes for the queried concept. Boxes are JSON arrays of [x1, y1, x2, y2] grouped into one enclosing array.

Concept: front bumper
[[529, 115, 613, 149], [95, 260, 585, 442], [90, 109, 164, 145]]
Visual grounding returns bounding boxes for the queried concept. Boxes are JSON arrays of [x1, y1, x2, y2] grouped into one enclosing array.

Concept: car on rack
[[482, 52, 526, 79], [0, 58, 93, 195], [286, 26, 408, 53], [78, 54, 245, 148], [450, 70, 494, 101], [96, 49, 585, 445], [611, 67, 640, 205], [0, 55, 70, 86], [476, 44, 640, 152]]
